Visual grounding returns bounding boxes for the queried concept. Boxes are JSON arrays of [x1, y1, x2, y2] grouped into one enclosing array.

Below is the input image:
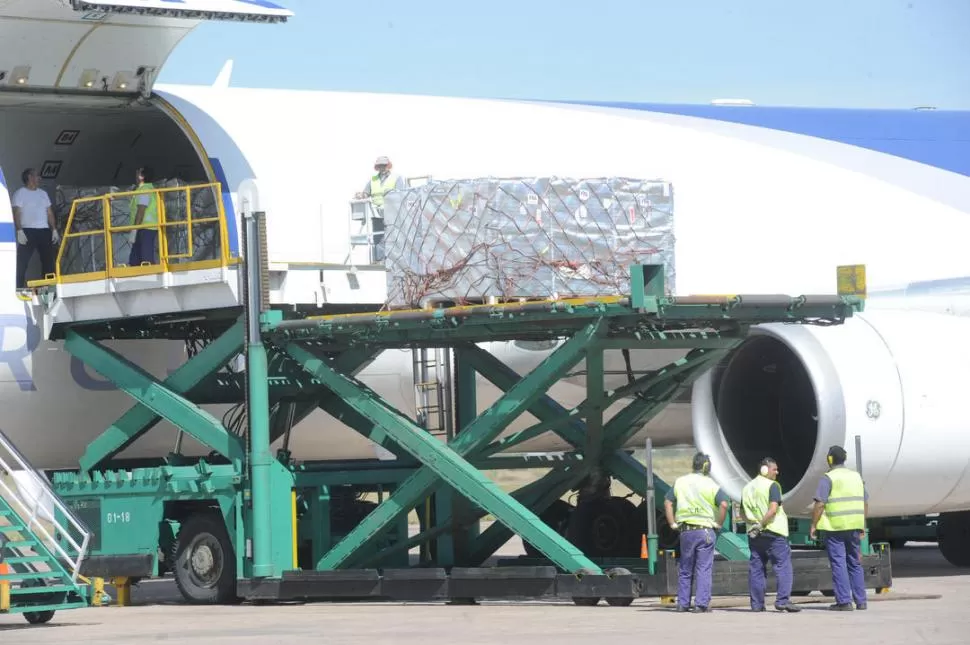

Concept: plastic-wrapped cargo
[[53, 179, 223, 277], [381, 177, 675, 308], [54, 185, 123, 276]]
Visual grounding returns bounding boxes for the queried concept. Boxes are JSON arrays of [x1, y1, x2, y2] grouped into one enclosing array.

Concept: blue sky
[[159, 0, 970, 109]]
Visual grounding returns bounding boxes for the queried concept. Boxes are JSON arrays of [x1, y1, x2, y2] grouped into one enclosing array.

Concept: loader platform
[[20, 204, 882, 607]]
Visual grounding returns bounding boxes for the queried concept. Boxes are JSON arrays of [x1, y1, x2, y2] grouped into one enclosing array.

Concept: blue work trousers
[[677, 527, 716, 609], [129, 229, 159, 267], [823, 530, 868, 606], [748, 534, 793, 609]]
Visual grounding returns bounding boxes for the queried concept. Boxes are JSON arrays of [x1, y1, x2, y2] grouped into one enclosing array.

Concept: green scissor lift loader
[[33, 210, 886, 607]]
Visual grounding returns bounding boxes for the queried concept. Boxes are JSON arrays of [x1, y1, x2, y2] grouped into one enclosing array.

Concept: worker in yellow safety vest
[[359, 156, 405, 210], [809, 445, 869, 611], [741, 457, 801, 613], [663, 452, 730, 612], [128, 166, 160, 267], [355, 156, 405, 262]]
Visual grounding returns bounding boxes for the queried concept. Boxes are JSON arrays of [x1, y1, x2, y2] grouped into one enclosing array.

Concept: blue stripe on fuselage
[[548, 101, 970, 178]]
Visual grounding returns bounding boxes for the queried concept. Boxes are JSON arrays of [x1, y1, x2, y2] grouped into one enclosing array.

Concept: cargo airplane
[[2, 1, 970, 567]]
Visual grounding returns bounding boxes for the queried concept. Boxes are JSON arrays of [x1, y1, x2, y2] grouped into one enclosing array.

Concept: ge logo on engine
[[866, 400, 881, 419]]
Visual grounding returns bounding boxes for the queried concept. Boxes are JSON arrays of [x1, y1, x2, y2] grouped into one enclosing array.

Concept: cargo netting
[[381, 177, 676, 308], [54, 179, 223, 277]]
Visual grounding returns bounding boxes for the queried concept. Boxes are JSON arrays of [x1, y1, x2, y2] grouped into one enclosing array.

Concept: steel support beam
[[285, 322, 603, 573], [78, 320, 245, 472], [65, 330, 245, 466], [466, 465, 589, 566], [601, 348, 729, 453]]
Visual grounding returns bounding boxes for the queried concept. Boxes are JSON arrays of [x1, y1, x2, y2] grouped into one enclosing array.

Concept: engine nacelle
[[691, 309, 970, 518]]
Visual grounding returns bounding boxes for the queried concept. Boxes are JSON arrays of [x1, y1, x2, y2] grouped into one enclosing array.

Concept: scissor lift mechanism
[[38, 211, 883, 605]]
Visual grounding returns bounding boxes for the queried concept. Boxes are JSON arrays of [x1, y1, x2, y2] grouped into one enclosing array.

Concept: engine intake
[[691, 309, 970, 518]]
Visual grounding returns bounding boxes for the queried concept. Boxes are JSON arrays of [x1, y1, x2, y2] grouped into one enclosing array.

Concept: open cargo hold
[[381, 177, 675, 308]]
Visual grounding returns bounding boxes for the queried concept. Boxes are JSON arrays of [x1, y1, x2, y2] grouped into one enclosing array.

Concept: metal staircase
[[0, 430, 92, 624]]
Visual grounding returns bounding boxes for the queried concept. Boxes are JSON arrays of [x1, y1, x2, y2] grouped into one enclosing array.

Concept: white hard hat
[[375, 156, 390, 165]]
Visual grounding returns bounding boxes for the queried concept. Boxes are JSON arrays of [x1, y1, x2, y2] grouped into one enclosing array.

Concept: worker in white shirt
[[11, 167, 60, 295]]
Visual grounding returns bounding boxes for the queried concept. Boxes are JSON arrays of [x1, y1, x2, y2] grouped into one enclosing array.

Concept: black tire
[[605, 596, 635, 607], [523, 499, 573, 557], [573, 596, 601, 606], [24, 610, 55, 625], [172, 512, 239, 604], [567, 497, 639, 558], [938, 511, 970, 567], [21, 579, 59, 624]]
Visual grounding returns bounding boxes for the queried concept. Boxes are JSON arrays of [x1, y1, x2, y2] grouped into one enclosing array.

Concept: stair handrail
[[0, 429, 92, 582]]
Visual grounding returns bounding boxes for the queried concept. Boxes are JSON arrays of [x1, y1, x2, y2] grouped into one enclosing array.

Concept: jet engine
[[691, 309, 970, 565]]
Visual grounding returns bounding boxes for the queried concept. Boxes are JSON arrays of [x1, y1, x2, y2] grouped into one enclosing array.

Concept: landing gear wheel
[[636, 500, 680, 551], [172, 512, 239, 604], [567, 497, 639, 558], [938, 511, 970, 567], [523, 499, 573, 557]]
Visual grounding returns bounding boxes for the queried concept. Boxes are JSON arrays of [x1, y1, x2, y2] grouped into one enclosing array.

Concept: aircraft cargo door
[[0, 0, 292, 96]]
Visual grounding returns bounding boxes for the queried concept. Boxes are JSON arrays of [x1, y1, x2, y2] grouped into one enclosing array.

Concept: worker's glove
[[51, 229, 60, 245], [16, 229, 27, 245], [669, 522, 679, 531], [747, 523, 763, 539]]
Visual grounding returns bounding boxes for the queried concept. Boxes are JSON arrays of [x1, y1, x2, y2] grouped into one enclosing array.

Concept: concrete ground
[[2, 540, 966, 644]]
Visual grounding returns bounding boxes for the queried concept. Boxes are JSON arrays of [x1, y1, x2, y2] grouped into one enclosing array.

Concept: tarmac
[[2, 540, 967, 644]]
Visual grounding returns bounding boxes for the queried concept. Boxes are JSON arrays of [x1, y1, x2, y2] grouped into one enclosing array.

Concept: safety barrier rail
[[29, 182, 236, 287], [0, 427, 92, 582]]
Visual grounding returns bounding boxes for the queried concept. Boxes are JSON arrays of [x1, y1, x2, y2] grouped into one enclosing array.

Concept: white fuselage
[[2, 0, 969, 519]]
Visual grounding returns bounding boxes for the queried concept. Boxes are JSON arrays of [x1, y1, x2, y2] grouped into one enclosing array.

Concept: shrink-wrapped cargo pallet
[[381, 177, 675, 308]]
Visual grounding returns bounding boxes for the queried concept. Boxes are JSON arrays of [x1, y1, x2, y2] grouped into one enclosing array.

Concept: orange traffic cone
[[640, 534, 648, 559]]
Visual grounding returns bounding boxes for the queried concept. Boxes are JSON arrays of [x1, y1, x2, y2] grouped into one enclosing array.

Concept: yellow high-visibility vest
[[742, 475, 788, 537], [817, 467, 866, 531], [673, 472, 720, 528], [129, 182, 158, 225], [369, 173, 399, 208]]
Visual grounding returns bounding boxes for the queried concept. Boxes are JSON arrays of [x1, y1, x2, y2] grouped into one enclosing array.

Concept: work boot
[[675, 605, 691, 612], [829, 603, 854, 611], [751, 606, 765, 612], [775, 603, 802, 612], [695, 605, 712, 613], [855, 603, 867, 610]]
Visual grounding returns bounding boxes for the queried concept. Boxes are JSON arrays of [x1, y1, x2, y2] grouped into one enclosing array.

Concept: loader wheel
[[172, 512, 239, 604]]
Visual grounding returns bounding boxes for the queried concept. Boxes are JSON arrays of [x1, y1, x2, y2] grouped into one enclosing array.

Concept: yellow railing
[[28, 182, 238, 288]]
